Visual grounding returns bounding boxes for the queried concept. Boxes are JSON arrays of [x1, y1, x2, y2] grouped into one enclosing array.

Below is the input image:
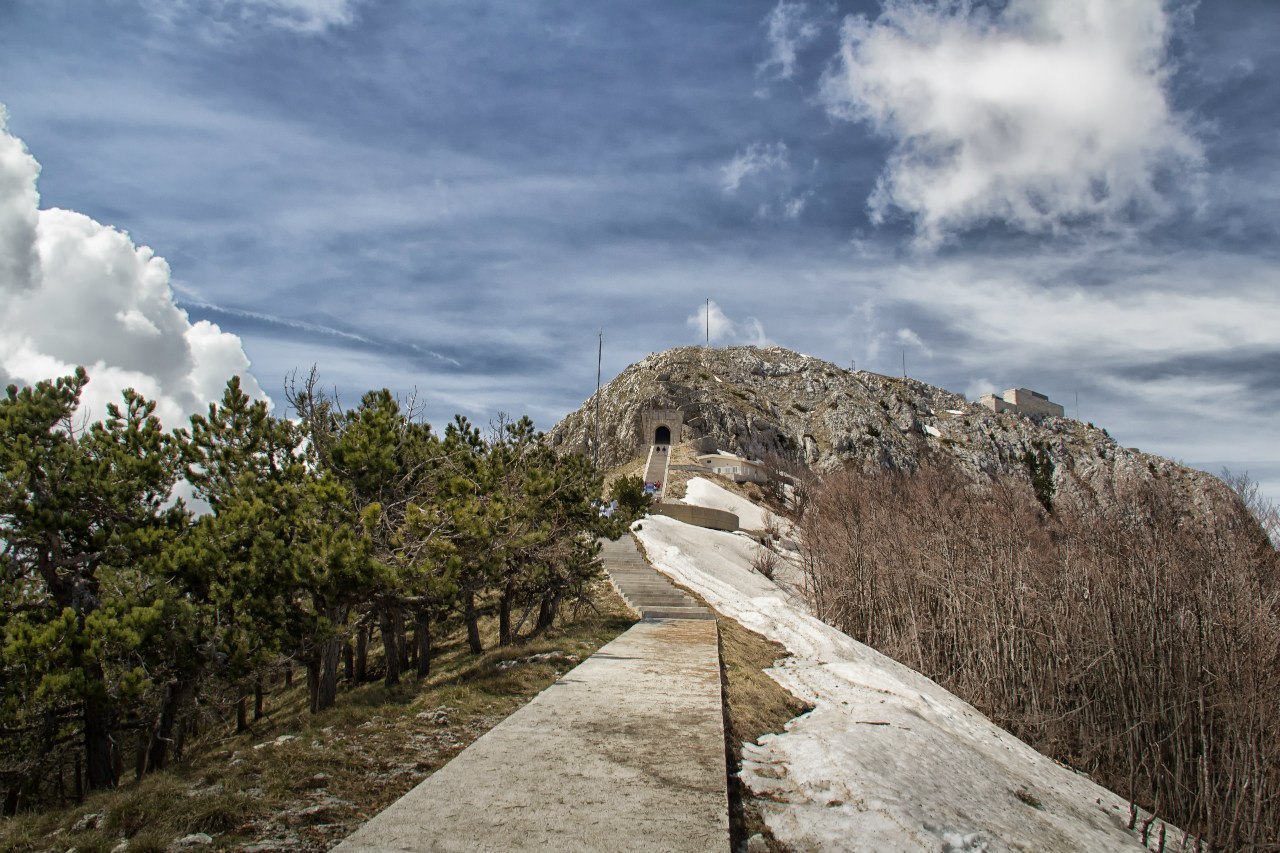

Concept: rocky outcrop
[[548, 345, 1233, 515]]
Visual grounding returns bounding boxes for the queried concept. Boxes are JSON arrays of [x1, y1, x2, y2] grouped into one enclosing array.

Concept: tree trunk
[[355, 621, 369, 682], [306, 658, 321, 714], [398, 613, 411, 671], [235, 695, 248, 732], [135, 732, 147, 781], [316, 636, 341, 712], [83, 688, 116, 791], [380, 606, 401, 687], [4, 784, 21, 817], [343, 638, 355, 683], [536, 590, 563, 631], [284, 660, 293, 688], [415, 609, 432, 678], [465, 591, 483, 654], [147, 676, 194, 773], [499, 583, 513, 646], [536, 593, 553, 631], [253, 677, 265, 721]]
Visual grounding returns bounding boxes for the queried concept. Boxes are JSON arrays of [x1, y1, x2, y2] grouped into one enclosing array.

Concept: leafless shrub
[[1221, 467, 1280, 549], [800, 460, 1280, 851], [759, 451, 814, 519], [751, 543, 779, 580]]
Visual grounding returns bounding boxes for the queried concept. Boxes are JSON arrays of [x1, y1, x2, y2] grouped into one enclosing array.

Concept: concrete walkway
[[600, 535, 714, 620], [331, 540, 728, 853]]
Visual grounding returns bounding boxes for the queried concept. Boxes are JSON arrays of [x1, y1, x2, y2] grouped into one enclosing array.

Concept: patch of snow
[[714, 375, 723, 383], [947, 409, 966, 415], [633, 513, 1181, 852], [679, 477, 781, 531], [923, 424, 942, 438]]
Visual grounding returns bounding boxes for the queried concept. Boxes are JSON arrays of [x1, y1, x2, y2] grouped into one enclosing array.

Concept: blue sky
[[1, 0, 1277, 499]]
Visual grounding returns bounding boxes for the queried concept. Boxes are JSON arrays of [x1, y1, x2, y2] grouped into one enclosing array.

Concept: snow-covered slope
[[677, 477, 782, 532], [634, 513, 1182, 852]]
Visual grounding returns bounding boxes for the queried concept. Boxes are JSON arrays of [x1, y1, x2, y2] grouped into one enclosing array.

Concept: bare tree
[[801, 461, 1280, 850]]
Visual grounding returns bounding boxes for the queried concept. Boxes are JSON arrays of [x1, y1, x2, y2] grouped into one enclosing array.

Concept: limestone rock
[[548, 345, 1234, 518]]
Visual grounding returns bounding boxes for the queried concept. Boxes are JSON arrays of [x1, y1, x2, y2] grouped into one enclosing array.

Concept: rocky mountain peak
[[548, 344, 1232, 515]]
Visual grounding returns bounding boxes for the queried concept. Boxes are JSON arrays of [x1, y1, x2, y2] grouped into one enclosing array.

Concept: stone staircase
[[641, 444, 671, 501], [599, 536, 714, 620]]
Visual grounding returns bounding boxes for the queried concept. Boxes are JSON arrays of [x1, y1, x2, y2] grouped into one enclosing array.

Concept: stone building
[[640, 408, 684, 446], [978, 388, 1065, 419]]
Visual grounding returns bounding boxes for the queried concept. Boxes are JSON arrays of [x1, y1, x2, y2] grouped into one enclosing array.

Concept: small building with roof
[[695, 450, 770, 484], [978, 388, 1065, 419]]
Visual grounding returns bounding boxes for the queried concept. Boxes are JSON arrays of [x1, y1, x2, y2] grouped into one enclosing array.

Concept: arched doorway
[[654, 425, 671, 445]]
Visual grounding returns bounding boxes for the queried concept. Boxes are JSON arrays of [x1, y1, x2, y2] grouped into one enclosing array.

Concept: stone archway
[[640, 408, 684, 454]]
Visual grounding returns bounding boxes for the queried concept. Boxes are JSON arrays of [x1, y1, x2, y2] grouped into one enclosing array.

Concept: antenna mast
[[594, 329, 602, 470]]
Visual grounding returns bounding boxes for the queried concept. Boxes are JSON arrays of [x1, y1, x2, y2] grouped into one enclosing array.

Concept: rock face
[[547, 345, 1232, 513]]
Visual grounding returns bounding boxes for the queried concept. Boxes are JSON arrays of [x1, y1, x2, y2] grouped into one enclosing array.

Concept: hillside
[[549, 345, 1233, 515]]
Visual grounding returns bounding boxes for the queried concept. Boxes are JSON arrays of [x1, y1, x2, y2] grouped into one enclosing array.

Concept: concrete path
[[330, 541, 729, 853], [600, 535, 714, 620]]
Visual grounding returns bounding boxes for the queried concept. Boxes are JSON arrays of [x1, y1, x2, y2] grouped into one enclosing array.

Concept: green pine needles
[[0, 369, 612, 812]]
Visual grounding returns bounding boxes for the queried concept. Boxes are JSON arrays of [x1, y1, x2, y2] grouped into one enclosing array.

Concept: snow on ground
[[679, 477, 782, 532], [634, 515, 1182, 852]]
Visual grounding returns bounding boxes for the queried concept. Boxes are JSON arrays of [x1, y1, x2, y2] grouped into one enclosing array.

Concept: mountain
[[548, 344, 1232, 513]]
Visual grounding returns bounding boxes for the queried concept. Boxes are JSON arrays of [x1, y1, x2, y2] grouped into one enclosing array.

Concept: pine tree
[[0, 371, 185, 796]]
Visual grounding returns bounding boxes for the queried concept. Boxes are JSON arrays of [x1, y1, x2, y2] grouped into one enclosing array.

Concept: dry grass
[[718, 617, 812, 852], [0, 584, 635, 853]]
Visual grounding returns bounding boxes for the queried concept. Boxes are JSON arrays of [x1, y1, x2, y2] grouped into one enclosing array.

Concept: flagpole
[[594, 329, 602, 470]]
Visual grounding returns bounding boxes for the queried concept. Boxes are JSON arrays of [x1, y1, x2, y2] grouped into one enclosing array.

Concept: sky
[[0, 0, 1277, 500]]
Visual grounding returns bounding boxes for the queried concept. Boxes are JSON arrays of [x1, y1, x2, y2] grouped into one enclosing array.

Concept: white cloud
[[721, 141, 790, 193], [142, 0, 361, 35], [760, 2, 822, 81], [894, 326, 932, 358], [686, 300, 771, 347], [822, 0, 1204, 245], [0, 109, 265, 428], [782, 190, 813, 219], [0, 107, 40, 293], [965, 377, 997, 400]]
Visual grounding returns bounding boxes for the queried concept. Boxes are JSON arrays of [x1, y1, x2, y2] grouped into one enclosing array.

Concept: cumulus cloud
[[822, 0, 1204, 245], [760, 2, 822, 81], [721, 141, 790, 193], [0, 108, 265, 427], [686, 300, 770, 347]]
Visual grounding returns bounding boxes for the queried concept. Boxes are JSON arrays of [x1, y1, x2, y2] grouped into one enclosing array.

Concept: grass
[[718, 616, 813, 853], [0, 586, 635, 853]]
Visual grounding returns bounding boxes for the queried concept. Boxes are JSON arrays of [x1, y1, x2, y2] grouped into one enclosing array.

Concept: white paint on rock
[[634, 514, 1181, 852]]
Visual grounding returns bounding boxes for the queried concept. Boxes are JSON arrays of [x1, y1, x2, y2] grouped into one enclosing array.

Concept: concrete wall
[[978, 389, 1064, 419], [978, 393, 1014, 414], [647, 503, 739, 532], [1004, 388, 1065, 418]]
